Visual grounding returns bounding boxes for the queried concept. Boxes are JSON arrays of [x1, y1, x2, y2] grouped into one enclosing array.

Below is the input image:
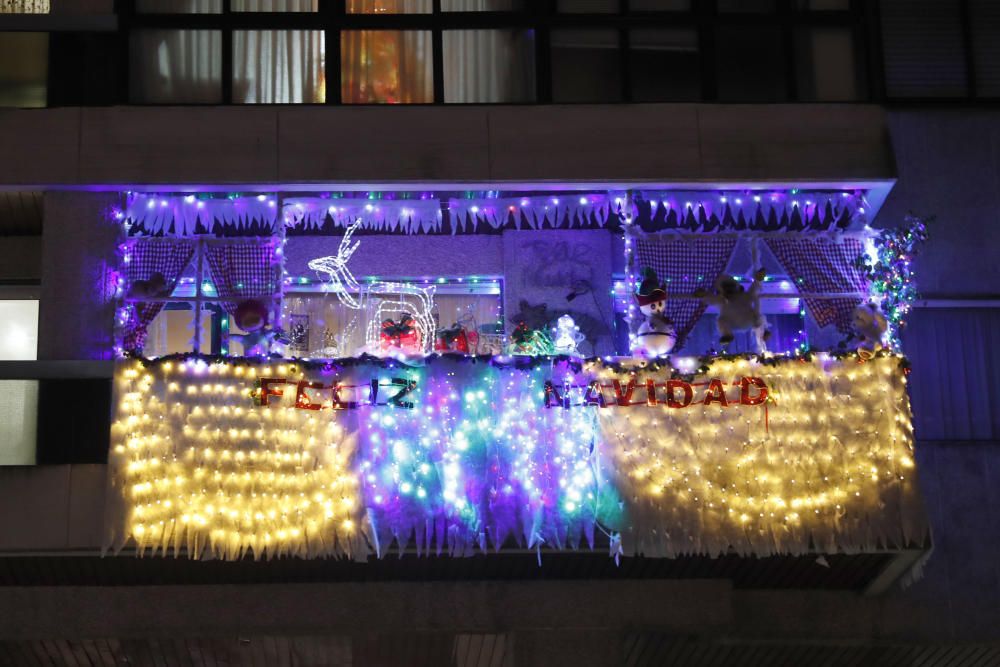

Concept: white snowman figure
[[634, 268, 677, 357]]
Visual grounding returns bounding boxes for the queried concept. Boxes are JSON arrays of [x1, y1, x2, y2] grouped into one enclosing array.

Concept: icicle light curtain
[[106, 353, 926, 560], [121, 191, 864, 236]]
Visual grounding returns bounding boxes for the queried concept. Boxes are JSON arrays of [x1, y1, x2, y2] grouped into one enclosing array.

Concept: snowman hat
[[635, 268, 667, 306]]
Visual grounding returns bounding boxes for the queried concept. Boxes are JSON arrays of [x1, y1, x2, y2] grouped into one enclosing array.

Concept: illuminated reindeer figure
[[307, 220, 364, 308]]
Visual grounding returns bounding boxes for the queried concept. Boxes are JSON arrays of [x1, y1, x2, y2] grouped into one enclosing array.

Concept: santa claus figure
[[634, 268, 677, 357]]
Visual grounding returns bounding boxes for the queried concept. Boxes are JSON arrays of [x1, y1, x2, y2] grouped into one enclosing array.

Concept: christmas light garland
[[854, 214, 930, 349], [107, 351, 926, 561]]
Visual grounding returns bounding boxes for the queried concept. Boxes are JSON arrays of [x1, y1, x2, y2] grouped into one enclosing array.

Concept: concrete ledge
[[0, 104, 894, 187]]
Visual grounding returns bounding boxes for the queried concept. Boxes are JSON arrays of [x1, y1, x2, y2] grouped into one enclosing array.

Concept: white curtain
[[130, 30, 222, 103], [232, 0, 317, 10], [136, 0, 221, 12], [0, 0, 48, 12], [443, 29, 535, 103], [233, 30, 325, 103], [441, 0, 519, 9]]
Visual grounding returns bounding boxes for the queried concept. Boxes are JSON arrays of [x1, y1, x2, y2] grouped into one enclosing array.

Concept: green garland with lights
[[854, 214, 930, 348]]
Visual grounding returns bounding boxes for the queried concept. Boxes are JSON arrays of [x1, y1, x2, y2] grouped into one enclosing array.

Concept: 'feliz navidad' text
[[253, 376, 770, 411]]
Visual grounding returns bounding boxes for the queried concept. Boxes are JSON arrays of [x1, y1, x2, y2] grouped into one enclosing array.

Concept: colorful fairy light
[[855, 214, 930, 348], [107, 352, 924, 560]]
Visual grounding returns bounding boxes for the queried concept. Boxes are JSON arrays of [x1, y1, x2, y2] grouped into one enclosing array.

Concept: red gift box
[[380, 317, 422, 354]]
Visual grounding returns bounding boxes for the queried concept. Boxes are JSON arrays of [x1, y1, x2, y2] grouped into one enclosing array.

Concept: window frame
[[117, 0, 872, 105]]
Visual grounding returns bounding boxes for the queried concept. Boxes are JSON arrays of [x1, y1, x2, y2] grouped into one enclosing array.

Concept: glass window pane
[[347, 0, 431, 12], [552, 29, 621, 102], [136, 0, 221, 13], [0, 301, 38, 360], [130, 30, 222, 103], [0, 381, 37, 465], [233, 0, 317, 9], [881, 0, 967, 98], [629, 28, 700, 101], [444, 30, 536, 102], [718, 0, 775, 11], [234, 30, 325, 103], [0, 33, 47, 108], [341, 30, 433, 103], [558, 0, 617, 10], [971, 0, 1000, 96], [442, 0, 522, 10], [794, 0, 850, 9], [1, 1, 48, 12], [795, 27, 860, 100], [629, 0, 690, 10], [716, 25, 787, 101]]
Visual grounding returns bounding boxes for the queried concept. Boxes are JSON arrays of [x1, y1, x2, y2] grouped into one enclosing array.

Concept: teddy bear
[[634, 268, 677, 357], [851, 302, 888, 358], [695, 268, 771, 352]]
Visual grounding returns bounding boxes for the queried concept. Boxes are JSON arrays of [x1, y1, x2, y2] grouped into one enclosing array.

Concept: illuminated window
[[341, 30, 433, 104], [347, 0, 431, 13], [441, 0, 523, 10], [0, 300, 38, 361], [129, 30, 223, 103], [233, 0, 318, 10], [0, 33, 47, 108], [282, 282, 504, 357], [0, 299, 39, 466], [233, 30, 325, 103], [136, 0, 222, 13], [0, 0, 49, 12], [443, 30, 535, 103]]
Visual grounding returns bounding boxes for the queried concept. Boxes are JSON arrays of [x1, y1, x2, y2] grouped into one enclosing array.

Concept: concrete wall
[[37, 192, 119, 360], [880, 110, 1000, 297], [0, 105, 893, 187]]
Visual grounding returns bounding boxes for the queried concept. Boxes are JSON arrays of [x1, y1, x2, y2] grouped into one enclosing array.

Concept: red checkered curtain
[[203, 242, 280, 316], [122, 239, 196, 352], [635, 237, 738, 346], [765, 237, 869, 333]]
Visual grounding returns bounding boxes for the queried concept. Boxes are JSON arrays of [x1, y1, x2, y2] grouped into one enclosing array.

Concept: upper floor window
[[0, 0, 48, 12], [0, 32, 47, 108], [117, 0, 870, 105]]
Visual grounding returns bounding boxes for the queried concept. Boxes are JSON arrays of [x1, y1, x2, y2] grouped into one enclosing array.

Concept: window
[[129, 30, 223, 103], [880, 0, 967, 98], [0, 300, 39, 466], [551, 29, 621, 103], [282, 283, 504, 357], [136, 0, 222, 13], [443, 30, 535, 103], [795, 27, 861, 101], [0, 0, 48, 12], [0, 33, 47, 108], [441, 0, 523, 10], [121, 0, 872, 104], [715, 25, 787, 101], [0, 300, 38, 361], [629, 29, 700, 102], [341, 30, 433, 103], [347, 0, 432, 13], [233, 0, 317, 10], [629, 0, 690, 9], [234, 30, 325, 103], [558, 0, 617, 11]]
